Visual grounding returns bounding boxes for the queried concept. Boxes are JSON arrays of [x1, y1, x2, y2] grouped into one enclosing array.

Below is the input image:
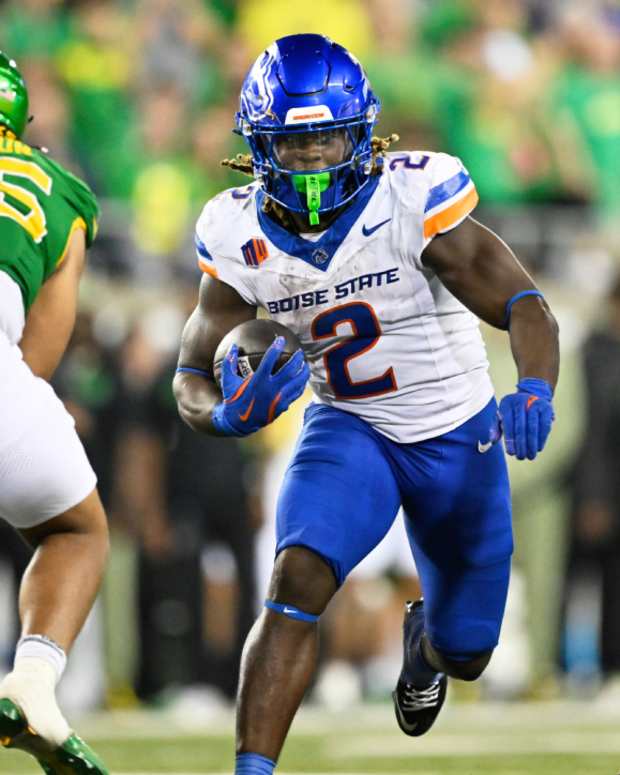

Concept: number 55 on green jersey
[[0, 128, 99, 311]]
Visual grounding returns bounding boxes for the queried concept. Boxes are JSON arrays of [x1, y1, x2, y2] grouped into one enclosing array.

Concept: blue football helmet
[[236, 34, 381, 225]]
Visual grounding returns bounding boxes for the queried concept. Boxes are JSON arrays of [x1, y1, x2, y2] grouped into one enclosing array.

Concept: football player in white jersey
[[174, 34, 559, 775]]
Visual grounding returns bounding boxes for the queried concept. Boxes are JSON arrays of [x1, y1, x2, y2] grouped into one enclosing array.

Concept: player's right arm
[[177, 193, 311, 436], [174, 273, 310, 437], [173, 273, 257, 435]]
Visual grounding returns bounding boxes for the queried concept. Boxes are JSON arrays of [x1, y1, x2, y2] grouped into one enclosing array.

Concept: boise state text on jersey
[[265, 267, 400, 313], [194, 150, 491, 444]]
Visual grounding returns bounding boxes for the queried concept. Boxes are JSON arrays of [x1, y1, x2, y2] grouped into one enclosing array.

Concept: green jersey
[[0, 131, 98, 310]]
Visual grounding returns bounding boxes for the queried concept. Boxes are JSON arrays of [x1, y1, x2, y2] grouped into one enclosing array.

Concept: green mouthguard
[[292, 172, 331, 226]]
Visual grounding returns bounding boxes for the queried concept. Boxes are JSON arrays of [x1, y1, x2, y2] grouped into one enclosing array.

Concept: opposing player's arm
[[19, 227, 86, 381], [173, 274, 257, 435], [422, 215, 559, 389]]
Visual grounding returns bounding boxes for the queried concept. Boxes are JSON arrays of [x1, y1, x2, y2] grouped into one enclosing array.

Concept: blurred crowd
[[3, 0, 620, 268], [1, 0, 620, 715]]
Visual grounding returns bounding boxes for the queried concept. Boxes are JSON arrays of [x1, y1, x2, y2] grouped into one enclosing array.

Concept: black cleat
[[392, 599, 447, 737]]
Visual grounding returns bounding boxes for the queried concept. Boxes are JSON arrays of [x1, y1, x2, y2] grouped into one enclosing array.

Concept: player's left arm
[[422, 215, 559, 459], [19, 226, 86, 381]]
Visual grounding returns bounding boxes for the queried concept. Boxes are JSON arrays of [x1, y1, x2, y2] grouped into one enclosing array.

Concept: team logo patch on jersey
[[312, 248, 329, 265], [242, 238, 269, 267]]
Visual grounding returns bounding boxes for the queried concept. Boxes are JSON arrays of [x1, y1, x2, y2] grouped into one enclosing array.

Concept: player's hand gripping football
[[498, 378, 555, 460], [212, 336, 310, 436]]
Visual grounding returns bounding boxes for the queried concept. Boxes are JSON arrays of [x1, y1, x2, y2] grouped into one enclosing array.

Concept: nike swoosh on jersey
[[283, 606, 297, 615], [477, 440, 493, 453], [362, 218, 391, 237]]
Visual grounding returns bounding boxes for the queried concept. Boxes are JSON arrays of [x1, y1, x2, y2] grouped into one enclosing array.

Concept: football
[[213, 319, 301, 387]]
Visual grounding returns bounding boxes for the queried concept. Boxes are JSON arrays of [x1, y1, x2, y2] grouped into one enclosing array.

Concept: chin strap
[[292, 172, 331, 226]]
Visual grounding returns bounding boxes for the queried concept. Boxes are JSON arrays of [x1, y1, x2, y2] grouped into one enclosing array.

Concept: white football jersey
[[195, 151, 494, 443]]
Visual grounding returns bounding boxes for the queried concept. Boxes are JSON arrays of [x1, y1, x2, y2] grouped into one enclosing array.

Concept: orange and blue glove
[[212, 336, 310, 436], [498, 378, 555, 460]]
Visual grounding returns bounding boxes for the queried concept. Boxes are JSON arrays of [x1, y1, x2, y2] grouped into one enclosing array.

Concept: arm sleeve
[[422, 153, 479, 249], [194, 204, 257, 305]]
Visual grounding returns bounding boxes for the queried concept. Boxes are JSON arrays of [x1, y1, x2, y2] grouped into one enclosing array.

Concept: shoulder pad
[[385, 150, 478, 241]]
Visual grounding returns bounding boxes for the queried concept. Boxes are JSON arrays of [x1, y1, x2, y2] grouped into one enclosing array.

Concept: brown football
[[213, 319, 301, 388]]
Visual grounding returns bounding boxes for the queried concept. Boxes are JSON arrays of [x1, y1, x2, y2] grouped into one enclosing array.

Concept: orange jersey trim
[[198, 256, 219, 279], [423, 188, 479, 239]]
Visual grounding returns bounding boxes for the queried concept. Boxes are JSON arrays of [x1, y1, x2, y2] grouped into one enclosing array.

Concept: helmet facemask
[[239, 112, 377, 227]]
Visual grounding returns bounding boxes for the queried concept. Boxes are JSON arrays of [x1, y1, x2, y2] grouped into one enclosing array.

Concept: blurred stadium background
[[2, 0, 620, 772]]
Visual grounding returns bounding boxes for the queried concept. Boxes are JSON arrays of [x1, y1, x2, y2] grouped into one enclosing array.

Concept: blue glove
[[212, 336, 310, 436], [498, 378, 555, 460]]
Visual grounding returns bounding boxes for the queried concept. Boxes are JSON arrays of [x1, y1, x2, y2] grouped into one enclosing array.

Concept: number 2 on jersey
[[311, 301, 397, 399], [0, 158, 52, 243]]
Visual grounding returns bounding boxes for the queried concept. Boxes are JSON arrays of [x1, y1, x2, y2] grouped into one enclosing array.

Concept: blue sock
[[235, 752, 276, 775]]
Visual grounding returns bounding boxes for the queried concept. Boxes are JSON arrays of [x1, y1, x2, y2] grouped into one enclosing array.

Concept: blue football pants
[[276, 399, 513, 656]]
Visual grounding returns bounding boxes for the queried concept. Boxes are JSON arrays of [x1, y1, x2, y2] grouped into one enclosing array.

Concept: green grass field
[[3, 700, 620, 774]]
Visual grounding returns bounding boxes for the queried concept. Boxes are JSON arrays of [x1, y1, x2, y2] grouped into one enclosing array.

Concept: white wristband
[[15, 635, 67, 684]]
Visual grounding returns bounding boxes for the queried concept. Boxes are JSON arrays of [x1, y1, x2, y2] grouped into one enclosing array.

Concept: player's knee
[[425, 639, 493, 681], [74, 494, 110, 565], [443, 651, 493, 681], [269, 545, 337, 615], [21, 488, 109, 559]]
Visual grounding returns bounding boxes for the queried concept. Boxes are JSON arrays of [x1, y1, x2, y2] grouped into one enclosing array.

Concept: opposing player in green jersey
[[0, 53, 109, 775]]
